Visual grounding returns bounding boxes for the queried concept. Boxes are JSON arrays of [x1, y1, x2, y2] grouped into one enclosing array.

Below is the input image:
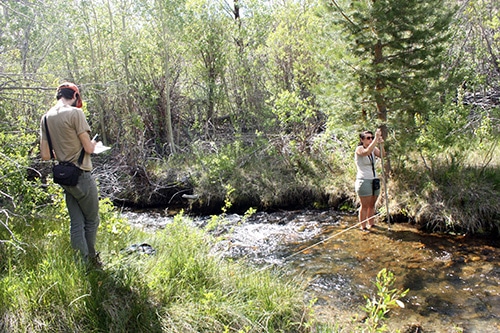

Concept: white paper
[[93, 141, 111, 154]]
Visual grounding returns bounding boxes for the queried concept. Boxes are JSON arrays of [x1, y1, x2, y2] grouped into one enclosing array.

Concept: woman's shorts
[[355, 179, 380, 197]]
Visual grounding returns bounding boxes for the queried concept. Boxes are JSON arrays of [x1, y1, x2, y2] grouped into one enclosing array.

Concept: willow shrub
[[0, 123, 56, 273], [185, 136, 310, 211], [182, 130, 356, 214], [391, 99, 500, 234]]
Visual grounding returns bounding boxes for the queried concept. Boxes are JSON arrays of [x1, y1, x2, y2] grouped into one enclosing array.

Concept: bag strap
[[44, 116, 85, 165], [368, 152, 376, 177], [44, 116, 55, 160]]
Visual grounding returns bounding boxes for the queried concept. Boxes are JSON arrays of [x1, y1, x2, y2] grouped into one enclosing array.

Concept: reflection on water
[[123, 209, 500, 333]]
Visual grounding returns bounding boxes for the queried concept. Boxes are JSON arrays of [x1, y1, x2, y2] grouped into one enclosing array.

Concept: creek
[[123, 209, 500, 333]]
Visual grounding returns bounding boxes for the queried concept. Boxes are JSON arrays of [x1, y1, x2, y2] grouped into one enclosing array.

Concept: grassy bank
[[1, 198, 313, 332], [127, 133, 499, 235], [1, 189, 415, 333]]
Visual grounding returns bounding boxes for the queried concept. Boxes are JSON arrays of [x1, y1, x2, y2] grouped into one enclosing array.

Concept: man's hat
[[57, 82, 82, 108]]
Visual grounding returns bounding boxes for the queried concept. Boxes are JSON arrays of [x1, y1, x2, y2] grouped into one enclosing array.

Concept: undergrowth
[[389, 153, 500, 234]]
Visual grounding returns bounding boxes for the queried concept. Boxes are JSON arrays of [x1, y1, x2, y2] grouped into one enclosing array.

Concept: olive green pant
[[355, 178, 381, 197], [62, 171, 100, 259]]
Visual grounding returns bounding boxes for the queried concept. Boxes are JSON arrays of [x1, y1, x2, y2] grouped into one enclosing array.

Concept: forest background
[[1, 0, 499, 235]]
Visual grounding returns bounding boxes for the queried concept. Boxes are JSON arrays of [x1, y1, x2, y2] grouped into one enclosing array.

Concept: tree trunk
[[374, 39, 391, 174], [163, 52, 176, 155]]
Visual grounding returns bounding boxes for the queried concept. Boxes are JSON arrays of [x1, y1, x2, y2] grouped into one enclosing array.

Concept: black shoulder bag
[[368, 153, 380, 194], [44, 116, 84, 186]]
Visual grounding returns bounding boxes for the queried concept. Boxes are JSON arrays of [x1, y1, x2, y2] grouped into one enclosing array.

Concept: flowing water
[[123, 209, 500, 333]]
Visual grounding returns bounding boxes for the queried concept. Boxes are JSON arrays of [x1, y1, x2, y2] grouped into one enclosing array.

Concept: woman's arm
[[356, 129, 383, 156]]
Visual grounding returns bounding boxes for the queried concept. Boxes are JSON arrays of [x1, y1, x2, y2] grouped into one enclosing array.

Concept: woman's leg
[[366, 195, 378, 228], [359, 195, 372, 229]]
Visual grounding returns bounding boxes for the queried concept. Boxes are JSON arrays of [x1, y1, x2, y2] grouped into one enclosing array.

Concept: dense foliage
[[1, 0, 498, 331], [1, 0, 499, 237]]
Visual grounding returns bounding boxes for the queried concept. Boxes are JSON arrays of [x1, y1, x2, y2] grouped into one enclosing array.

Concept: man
[[40, 82, 101, 267]]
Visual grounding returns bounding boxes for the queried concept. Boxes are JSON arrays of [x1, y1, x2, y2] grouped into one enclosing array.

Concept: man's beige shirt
[[41, 104, 92, 171]]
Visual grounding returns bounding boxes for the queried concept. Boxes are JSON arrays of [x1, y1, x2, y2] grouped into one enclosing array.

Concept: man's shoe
[[88, 252, 103, 269]]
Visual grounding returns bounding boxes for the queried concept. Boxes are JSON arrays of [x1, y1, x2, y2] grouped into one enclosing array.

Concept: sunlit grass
[[0, 202, 311, 333], [389, 143, 500, 234]]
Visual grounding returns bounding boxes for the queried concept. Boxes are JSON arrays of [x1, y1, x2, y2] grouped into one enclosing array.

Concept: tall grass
[[389, 145, 500, 234], [0, 200, 311, 333]]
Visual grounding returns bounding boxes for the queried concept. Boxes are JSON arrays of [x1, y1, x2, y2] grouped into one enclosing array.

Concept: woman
[[355, 129, 384, 231]]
